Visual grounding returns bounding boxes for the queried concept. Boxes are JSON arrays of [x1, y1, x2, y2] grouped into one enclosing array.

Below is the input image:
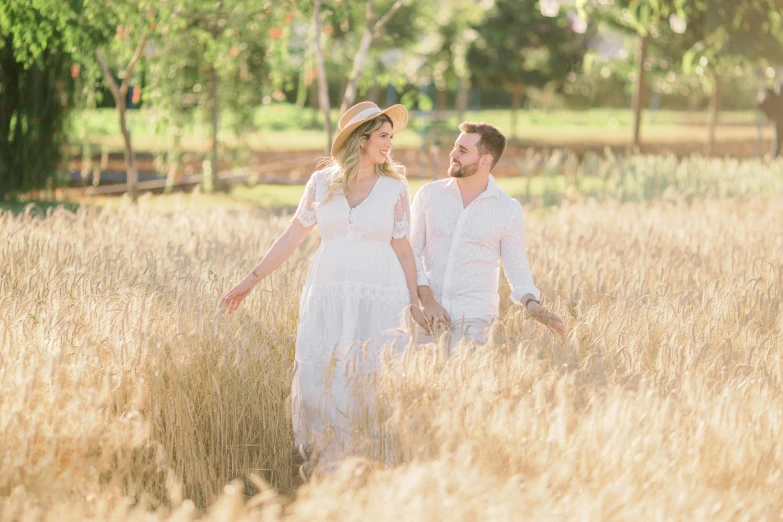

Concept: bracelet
[[524, 297, 540, 309]]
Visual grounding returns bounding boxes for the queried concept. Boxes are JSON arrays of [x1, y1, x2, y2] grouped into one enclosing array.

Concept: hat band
[[345, 107, 383, 127]]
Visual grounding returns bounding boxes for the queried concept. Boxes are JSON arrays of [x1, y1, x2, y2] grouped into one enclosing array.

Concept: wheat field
[[2, 156, 783, 521]]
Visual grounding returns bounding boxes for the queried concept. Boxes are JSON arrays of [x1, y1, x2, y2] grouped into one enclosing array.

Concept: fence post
[[754, 112, 764, 159]]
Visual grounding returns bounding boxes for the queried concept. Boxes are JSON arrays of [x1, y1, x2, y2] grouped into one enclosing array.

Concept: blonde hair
[[319, 115, 406, 205]]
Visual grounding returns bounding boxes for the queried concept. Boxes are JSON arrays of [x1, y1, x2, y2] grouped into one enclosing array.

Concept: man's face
[[448, 132, 484, 178]]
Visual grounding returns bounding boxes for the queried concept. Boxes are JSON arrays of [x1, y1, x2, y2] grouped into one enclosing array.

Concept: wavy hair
[[318, 115, 406, 206]]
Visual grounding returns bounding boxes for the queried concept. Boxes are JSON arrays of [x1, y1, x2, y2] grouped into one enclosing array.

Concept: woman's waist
[[321, 238, 391, 246], [317, 239, 395, 257], [309, 240, 403, 280]]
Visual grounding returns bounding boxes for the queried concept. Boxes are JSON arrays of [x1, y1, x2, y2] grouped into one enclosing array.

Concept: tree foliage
[[5, 0, 783, 197], [467, 0, 589, 136], [0, 0, 115, 199], [468, 0, 589, 94]]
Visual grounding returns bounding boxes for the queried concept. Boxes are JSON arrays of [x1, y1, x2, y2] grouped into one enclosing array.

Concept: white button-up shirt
[[410, 175, 540, 322]]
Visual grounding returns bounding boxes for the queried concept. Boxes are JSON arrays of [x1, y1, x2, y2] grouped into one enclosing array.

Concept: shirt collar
[[446, 174, 501, 199], [485, 174, 501, 199]]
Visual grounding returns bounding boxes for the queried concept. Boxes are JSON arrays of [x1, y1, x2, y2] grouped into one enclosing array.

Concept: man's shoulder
[[418, 178, 451, 196], [423, 178, 451, 189], [493, 185, 523, 212]]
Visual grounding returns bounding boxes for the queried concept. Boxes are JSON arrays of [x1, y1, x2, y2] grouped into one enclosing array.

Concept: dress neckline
[[345, 176, 382, 210]]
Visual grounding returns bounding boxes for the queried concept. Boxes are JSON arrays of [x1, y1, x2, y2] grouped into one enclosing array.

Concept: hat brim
[[331, 104, 408, 156]]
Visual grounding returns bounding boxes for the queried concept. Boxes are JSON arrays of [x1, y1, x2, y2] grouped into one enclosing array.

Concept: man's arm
[[410, 185, 429, 288], [410, 186, 450, 327], [501, 204, 564, 335], [500, 204, 540, 305]]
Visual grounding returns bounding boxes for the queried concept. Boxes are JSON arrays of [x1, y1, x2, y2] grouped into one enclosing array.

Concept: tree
[[420, 0, 486, 119], [577, 0, 686, 149], [758, 87, 783, 157], [0, 1, 106, 200], [149, 1, 288, 193], [467, 0, 589, 139], [339, 0, 406, 114], [312, 0, 333, 152], [675, 0, 783, 155], [94, 2, 154, 204]]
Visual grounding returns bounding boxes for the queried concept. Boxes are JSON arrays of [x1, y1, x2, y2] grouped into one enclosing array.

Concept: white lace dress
[[290, 168, 411, 463]]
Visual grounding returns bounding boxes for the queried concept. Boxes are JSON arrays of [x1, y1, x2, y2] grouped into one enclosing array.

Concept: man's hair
[[459, 121, 507, 170]]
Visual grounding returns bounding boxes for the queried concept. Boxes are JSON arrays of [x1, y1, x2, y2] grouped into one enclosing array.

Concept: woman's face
[[361, 121, 394, 165]]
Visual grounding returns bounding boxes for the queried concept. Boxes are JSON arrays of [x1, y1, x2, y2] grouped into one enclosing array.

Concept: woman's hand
[[408, 304, 430, 333], [525, 301, 565, 336], [219, 277, 256, 313], [218, 220, 312, 314]]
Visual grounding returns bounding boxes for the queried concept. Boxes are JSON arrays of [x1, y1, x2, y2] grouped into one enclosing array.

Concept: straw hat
[[331, 101, 408, 156]]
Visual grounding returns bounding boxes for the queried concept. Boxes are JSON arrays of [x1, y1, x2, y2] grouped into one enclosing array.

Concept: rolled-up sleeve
[[410, 185, 430, 287], [501, 203, 540, 303]]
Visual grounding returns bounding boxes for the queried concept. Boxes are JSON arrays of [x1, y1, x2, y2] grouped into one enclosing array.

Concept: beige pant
[[415, 316, 495, 354]]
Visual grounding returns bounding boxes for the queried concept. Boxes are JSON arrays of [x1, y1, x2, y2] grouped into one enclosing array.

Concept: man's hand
[[525, 301, 565, 336], [417, 285, 450, 333]]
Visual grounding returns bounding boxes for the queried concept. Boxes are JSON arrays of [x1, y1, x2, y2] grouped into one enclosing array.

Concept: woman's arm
[[391, 237, 428, 330], [249, 219, 313, 281], [219, 219, 314, 312]]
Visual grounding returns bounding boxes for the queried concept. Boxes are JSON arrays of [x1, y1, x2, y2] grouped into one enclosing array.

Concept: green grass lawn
[[67, 105, 764, 154]]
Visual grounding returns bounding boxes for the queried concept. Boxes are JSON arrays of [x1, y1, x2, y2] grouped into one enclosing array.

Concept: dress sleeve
[[292, 171, 318, 227], [392, 179, 411, 240]]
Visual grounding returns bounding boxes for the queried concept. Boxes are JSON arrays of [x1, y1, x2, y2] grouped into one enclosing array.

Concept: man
[[411, 121, 564, 347]]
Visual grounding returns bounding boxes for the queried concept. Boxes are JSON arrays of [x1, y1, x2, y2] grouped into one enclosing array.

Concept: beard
[[448, 159, 479, 178]]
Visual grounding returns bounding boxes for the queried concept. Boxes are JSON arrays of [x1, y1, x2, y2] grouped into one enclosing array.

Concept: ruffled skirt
[[291, 240, 410, 464]]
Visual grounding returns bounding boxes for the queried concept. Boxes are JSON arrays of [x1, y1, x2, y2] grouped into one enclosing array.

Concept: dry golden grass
[[1, 171, 782, 520]]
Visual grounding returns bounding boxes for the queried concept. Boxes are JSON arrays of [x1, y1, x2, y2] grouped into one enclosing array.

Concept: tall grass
[[1, 159, 782, 520]]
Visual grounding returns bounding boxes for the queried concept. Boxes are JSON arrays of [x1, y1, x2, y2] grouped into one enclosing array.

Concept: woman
[[219, 101, 425, 473]]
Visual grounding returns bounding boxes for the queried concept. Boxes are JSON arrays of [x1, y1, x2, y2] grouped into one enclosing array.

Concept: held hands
[[408, 305, 430, 332], [218, 276, 256, 313], [525, 300, 565, 336], [419, 295, 451, 334]]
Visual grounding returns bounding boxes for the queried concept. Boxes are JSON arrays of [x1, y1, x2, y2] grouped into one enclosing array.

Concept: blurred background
[[2, 0, 783, 205]]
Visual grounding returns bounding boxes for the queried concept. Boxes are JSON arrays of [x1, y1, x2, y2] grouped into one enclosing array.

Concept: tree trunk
[[308, 80, 320, 128], [456, 77, 470, 122], [95, 34, 147, 204], [705, 71, 720, 156], [630, 33, 649, 150], [367, 61, 380, 103], [206, 64, 219, 193], [297, 23, 315, 108], [313, 0, 332, 152], [117, 100, 139, 203], [165, 130, 181, 194], [436, 87, 447, 117], [774, 118, 783, 159], [96, 61, 138, 204], [511, 85, 524, 140], [367, 76, 379, 103], [341, 0, 375, 114]]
